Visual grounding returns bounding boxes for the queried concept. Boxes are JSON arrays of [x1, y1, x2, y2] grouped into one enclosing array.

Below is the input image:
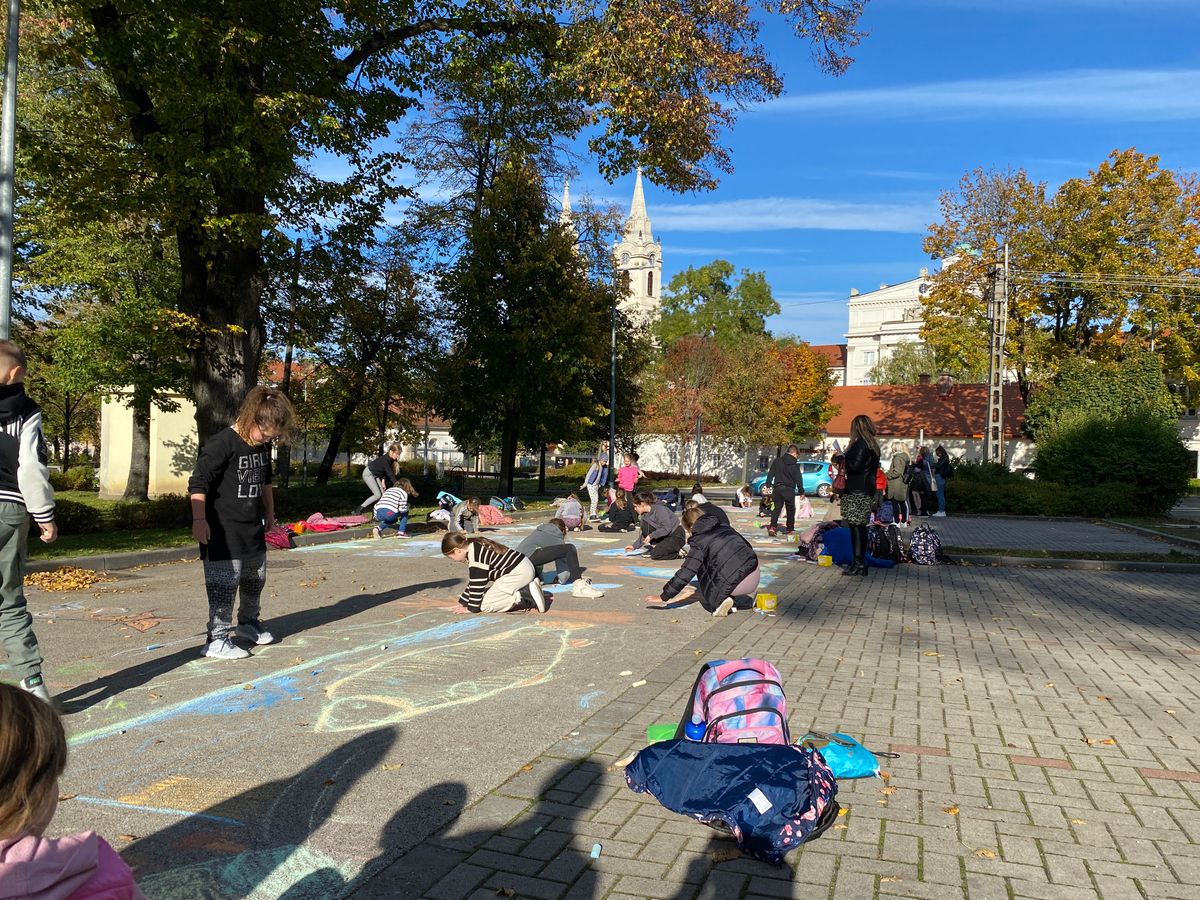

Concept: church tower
[[613, 169, 662, 326]]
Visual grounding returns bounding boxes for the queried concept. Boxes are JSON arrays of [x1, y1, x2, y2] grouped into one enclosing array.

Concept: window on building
[[647, 271, 654, 295], [621, 252, 630, 266], [863, 350, 876, 366], [649, 253, 656, 267]]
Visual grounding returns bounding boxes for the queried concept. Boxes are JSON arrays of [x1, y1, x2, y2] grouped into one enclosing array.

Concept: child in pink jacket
[[0, 684, 144, 900]]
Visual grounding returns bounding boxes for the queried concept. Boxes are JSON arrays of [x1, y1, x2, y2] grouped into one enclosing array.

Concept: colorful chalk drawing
[[137, 844, 352, 899], [315, 621, 582, 733]]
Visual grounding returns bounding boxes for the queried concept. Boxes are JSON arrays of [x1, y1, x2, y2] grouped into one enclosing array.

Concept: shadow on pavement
[[127, 727, 397, 898], [57, 579, 458, 713]]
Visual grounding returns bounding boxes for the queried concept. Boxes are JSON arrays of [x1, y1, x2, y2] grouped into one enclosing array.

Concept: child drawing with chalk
[[188, 386, 296, 660]]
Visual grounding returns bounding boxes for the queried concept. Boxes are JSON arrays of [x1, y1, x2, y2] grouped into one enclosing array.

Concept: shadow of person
[[346, 758, 607, 899], [56, 579, 459, 713], [125, 727, 397, 898]]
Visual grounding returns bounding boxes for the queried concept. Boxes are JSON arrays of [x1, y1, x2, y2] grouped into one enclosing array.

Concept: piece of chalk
[[631, 680, 647, 687], [144, 644, 163, 651], [590, 843, 602, 859]]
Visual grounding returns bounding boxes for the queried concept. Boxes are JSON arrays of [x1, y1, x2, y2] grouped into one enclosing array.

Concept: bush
[[1034, 411, 1190, 515], [113, 495, 190, 529], [949, 460, 1021, 485], [554, 463, 592, 480], [50, 466, 98, 492], [51, 498, 107, 534], [946, 479, 1141, 518]]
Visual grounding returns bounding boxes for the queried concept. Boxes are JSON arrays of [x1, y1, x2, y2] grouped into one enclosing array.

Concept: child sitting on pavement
[[0, 683, 146, 898], [557, 493, 584, 530], [372, 477, 417, 538], [599, 488, 637, 532], [516, 518, 603, 598], [449, 496, 481, 534], [441, 532, 546, 613], [626, 490, 686, 560], [644, 507, 761, 617]]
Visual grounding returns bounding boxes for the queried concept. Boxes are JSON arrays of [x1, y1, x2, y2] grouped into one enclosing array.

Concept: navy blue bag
[[624, 738, 839, 864]]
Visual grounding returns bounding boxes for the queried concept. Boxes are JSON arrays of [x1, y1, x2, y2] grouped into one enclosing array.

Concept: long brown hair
[[0, 684, 67, 839], [612, 488, 628, 510], [849, 414, 879, 455], [681, 507, 705, 534], [233, 386, 297, 444], [396, 477, 419, 498], [441, 531, 510, 557]]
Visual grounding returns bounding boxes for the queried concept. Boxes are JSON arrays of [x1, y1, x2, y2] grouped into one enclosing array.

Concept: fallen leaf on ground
[[1166, 709, 1177, 715], [942, 806, 960, 815], [520, 764, 534, 772], [837, 807, 848, 817], [880, 876, 902, 883], [495, 889, 515, 898], [118, 834, 137, 842], [1070, 819, 1087, 825], [879, 786, 897, 796], [242, 684, 255, 691], [1100, 738, 1117, 745], [878, 770, 891, 781], [615, 752, 637, 767], [711, 848, 741, 863], [58, 793, 77, 802], [975, 848, 998, 860], [25, 567, 116, 592], [1097, 695, 1110, 701], [833, 823, 848, 830], [923, 651, 941, 657], [382, 763, 404, 771], [323, 778, 336, 786]]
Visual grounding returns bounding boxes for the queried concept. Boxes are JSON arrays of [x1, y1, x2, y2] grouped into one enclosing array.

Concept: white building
[[843, 268, 931, 386], [612, 169, 663, 326]]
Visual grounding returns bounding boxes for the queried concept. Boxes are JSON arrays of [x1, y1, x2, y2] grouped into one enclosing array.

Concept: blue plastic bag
[[803, 732, 882, 779]]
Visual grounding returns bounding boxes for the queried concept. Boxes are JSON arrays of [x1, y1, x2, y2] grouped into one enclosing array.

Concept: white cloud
[[652, 197, 932, 234], [670, 245, 793, 256], [760, 69, 1200, 122]]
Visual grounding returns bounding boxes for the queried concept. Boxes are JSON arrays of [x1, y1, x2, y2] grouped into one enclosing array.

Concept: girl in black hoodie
[[645, 507, 760, 617]]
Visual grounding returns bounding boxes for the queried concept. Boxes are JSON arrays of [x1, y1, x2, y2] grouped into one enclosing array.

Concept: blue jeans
[[374, 509, 408, 534], [934, 475, 946, 513]]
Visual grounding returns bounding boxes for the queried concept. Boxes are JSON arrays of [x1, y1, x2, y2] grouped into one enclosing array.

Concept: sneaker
[[235, 621, 277, 645], [20, 673, 52, 704], [394, 531, 411, 538], [528, 580, 547, 612], [766, 527, 777, 538], [712, 598, 735, 618], [203, 638, 251, 660], [571, 578, 605, 599], [371, 526, 382, 539], [932, 511, 946, 517]]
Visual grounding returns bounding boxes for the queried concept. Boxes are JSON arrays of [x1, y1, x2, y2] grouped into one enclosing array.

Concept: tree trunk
[[538, 445, 546, 495], [123, 391, 152, 502], [177, 216, 266, 446], [497, 423, 519, 498], [62, 392, 73, 470], [316, 394, 362, 485]]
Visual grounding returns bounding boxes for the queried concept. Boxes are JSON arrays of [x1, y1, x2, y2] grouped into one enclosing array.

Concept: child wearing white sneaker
[[441, 532, 546, 613], [188, 387, 296, 660], [373, 477, 418, 537]]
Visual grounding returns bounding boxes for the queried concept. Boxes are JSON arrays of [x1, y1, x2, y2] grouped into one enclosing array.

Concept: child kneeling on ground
[[645, 507, 761, 618], [442, 532, 547, 613], [0, 683, 145, 898], [599, 488, 637, 532], [626, 490, 686, 560], [372, 477, 417, 538]]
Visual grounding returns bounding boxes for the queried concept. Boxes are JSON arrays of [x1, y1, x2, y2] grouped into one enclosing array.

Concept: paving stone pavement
[[928, 517, 1176, 555], [351, 559, 1200, 899]]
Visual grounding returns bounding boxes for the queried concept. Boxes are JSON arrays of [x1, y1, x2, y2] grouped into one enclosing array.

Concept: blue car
[[751, 461, 834, 498]]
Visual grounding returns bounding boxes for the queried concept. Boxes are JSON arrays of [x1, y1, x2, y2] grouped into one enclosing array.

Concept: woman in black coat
[[841, 414, 881, 576], [645, 507, 761, 617]]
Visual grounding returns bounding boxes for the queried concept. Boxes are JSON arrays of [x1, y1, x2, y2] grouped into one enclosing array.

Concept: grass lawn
[[29, 527, 196, 561]]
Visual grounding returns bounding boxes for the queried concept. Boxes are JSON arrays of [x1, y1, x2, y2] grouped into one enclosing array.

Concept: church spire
[[623, 167, 651, 241], [559, 179, 572, 224]]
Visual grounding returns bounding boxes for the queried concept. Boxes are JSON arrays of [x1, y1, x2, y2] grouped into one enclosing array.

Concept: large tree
[[20, 0, 868, 442], [655, 259, 781, 346]]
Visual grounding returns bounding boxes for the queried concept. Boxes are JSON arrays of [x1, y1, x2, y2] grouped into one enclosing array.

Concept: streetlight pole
[[0, 0, 21, 339], [609, 295, 617, 491]]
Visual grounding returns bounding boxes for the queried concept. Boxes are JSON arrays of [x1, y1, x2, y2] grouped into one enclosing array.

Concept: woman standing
[[581, 440, 610, 522], [359, 443, 400, 511], [841, 415, 881, 576], [932, 445, 952, 517], [885, 441, 910, 525]]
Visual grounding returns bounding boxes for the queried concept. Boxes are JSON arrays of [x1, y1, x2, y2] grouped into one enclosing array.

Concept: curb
[[953, 552, 1200, 573], [1101, 518, 1200, 549], [27, 506, 554, 575]]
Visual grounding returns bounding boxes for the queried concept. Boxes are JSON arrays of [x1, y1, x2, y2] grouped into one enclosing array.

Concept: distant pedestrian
[[599, 488, 638, 532], [645, 507, 761, 617], [690, 482, 708, 503], [449, 496, 481, 534], [359, 443, 400, 511], [0, 341, 58, 703], [581, 440, 610, 521], [732, 485, 753, 509], [442, 532, 546, 613], [841, 415, 881, 577], [932, 445, 952, 517], [910, 447, 934, 517], [189, 386, 296, 660], [765, 444, 802, 538], [885, 442, 910, 524]]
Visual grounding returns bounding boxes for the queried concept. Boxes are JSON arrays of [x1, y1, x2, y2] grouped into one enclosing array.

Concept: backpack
[[489, 496, 526, 512], [877, 499, 894, 524], [436, 490, 461, 511], [679, 658, 789, 745], [901, 462, 915, 485], [909, 525, 945, 565], [867, 523, 902, 564]]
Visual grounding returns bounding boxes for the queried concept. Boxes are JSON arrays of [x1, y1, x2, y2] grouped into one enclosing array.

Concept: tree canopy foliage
[[655, 260, 781, 346], [866, 341, 986, 386]]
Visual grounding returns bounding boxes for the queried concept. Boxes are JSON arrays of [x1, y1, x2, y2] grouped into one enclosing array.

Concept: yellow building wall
[[99, 392, 198, 500]]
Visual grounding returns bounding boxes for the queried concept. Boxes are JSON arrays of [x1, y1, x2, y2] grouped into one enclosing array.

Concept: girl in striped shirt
[[372, 477, 418, 538], [441, 532, 547, 614]]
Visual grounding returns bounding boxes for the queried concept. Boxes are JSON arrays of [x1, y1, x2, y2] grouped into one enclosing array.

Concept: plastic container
[[684, 715, 707, 741], [646, 723, 679, 743], [754, 592, 778, 611], [817, 554, 833, 567]]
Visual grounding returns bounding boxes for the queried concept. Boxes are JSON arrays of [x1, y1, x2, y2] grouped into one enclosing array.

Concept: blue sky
[[567, 0, 1200, 346]]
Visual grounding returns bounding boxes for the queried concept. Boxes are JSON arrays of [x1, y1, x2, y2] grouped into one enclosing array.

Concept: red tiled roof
[[263, 360, 451, 428], [825, 383, 1025, 439], [810, 344, 847, 368]]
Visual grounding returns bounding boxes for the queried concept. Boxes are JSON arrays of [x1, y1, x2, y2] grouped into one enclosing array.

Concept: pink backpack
[[679, 658, 790, 745]]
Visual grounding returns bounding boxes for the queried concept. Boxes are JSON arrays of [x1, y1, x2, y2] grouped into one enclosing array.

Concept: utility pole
[[0, 0, 21, 339], [984, 244, 1009, 466], [609, 297, 617, 491]]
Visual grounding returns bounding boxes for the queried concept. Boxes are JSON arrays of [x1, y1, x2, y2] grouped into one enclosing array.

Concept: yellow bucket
[[755, 592, 778, 611], [817, 554, 833, 567]]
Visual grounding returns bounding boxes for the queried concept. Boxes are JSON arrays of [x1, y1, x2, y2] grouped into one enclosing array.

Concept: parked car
[[750, 461, 834, 498]]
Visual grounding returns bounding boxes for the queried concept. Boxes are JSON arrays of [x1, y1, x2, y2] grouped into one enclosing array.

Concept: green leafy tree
[[655, 260, 781, 346], [19, 0, 868, 441], [866, 341, 987, 385], [436, 157, 627, 495]]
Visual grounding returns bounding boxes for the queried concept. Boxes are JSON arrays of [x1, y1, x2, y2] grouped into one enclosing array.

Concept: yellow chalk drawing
[[119, 775, 257, 814], [315, 623, 579, 734]]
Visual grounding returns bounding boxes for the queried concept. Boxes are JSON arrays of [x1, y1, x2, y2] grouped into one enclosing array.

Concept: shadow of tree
[[57, 579, 458, 713]]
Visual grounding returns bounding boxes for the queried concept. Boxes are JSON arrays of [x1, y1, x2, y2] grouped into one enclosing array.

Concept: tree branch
[[87, 3, 162, 142]]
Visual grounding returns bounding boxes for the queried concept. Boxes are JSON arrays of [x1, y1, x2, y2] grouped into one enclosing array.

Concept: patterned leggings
[[585, 482, 600, 519], [203, 554, 267, 642]]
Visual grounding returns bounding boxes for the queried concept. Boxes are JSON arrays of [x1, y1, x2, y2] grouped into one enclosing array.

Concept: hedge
[[945, 479, 1141, 518], [50, 466, 98, 492]]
